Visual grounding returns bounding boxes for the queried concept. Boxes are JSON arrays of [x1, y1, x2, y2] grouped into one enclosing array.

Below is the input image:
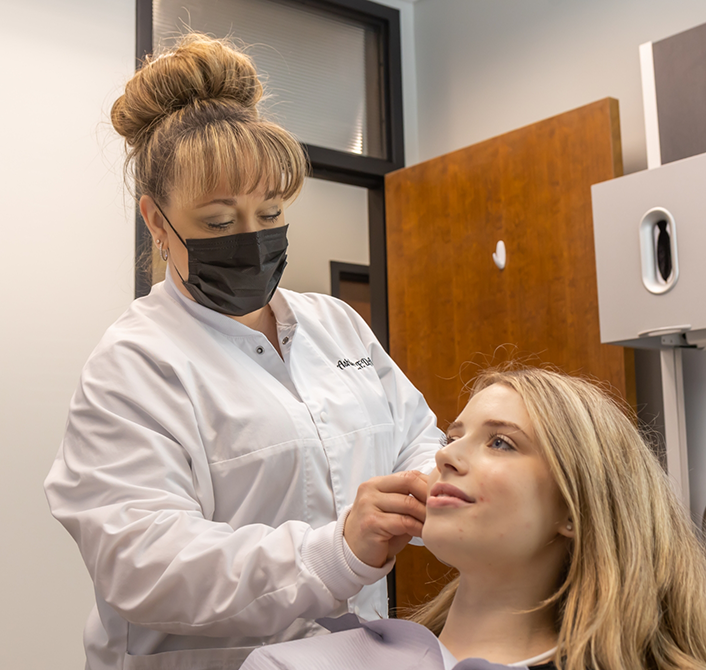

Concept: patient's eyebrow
[[446, 420, 464, 433], [483, 419, 529, 440]]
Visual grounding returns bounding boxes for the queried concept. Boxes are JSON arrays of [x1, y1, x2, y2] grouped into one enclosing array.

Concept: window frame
[[330, 260, 370, 299]]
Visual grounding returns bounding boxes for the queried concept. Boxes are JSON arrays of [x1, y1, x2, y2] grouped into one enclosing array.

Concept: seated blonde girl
[[242, 366, 706, 670]]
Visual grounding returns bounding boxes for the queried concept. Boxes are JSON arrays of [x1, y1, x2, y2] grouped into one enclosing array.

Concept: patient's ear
[[557, 516, 575, 539]]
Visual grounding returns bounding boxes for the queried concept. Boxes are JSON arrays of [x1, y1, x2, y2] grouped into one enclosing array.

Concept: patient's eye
[[488, 434, 515, 452]]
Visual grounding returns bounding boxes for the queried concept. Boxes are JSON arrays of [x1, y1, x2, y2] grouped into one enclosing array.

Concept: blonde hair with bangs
[[410, 366, 706, 670], [111, 33, 307, 205]]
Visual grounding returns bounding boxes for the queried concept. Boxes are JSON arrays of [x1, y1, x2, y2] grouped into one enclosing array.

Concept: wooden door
[[386, 98, 634, 612]]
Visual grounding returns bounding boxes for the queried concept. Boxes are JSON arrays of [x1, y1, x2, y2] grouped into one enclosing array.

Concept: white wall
[[413, 0, 706, 173], [282, 178, 370, 294], [0, 1, 135, 668]]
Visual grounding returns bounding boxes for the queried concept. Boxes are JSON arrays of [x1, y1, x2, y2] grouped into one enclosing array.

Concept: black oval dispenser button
[[656, 220, 672, 281], [639, 207, 679, 295]]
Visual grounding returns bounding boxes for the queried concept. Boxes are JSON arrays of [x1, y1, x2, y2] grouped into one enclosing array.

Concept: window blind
[[154, 0, 385, 158]]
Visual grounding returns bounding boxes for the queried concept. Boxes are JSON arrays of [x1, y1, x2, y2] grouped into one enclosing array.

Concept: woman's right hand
[[343, 470, 428, 568]]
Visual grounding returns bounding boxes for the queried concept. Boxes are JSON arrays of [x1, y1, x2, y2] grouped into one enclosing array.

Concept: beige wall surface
[[0, 1, 136, 668], [413, 0, 706, 174], [282, 177, 370, 295]]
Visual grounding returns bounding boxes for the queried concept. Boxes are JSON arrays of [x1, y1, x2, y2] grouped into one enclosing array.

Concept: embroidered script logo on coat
[[337, 357, 373, 371]]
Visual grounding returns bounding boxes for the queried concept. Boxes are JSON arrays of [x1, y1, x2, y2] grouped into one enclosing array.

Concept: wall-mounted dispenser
[[592, 150, 706, 511], [591, 151, 706, 349]]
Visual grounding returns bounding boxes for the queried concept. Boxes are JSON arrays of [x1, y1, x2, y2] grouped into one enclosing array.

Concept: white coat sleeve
[[44, 342, 388, 639], [336, 301, 444, 475]]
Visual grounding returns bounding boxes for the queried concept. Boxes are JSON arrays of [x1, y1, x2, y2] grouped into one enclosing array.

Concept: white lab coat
[[45, 270, 442, 670]]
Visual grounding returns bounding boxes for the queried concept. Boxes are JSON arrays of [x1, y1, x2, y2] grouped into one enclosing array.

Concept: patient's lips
[[427, 482, 476, 508]]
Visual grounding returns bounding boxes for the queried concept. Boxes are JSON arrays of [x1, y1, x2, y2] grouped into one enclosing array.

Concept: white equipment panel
[[592, 151, 706, 349]]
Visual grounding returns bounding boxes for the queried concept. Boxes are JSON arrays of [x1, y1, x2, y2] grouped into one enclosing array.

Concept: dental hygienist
[[44, 34, 442, 670]]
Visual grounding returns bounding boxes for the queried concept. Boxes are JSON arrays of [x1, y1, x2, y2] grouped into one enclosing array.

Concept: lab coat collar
[[163, 265, 298, 337], [269, 288, 298, 331]]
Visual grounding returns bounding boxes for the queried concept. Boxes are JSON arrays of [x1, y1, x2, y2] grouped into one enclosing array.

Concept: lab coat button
[[256, 346, 264, 354], [320, 411, 328, 423], [282, 336, 289, 345]]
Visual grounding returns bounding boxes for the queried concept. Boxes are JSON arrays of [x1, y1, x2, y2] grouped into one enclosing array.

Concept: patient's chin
[[421, 522, 458, 569]]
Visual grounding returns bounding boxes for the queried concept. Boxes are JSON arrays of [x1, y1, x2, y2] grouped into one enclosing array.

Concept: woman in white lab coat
[[44, 33, 442, 670]]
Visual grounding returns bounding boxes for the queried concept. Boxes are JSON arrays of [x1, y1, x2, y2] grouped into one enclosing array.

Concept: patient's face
[[422, 383, 570, 573]]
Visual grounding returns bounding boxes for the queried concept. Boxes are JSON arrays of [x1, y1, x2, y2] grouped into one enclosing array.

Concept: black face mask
[[156, 204, 289, 317]]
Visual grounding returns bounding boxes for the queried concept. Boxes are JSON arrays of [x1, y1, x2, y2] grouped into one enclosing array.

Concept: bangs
[[164, 118, 307, 206]]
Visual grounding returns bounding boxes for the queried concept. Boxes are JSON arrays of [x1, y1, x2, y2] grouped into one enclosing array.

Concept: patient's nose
[[435, 441, 466, 474]]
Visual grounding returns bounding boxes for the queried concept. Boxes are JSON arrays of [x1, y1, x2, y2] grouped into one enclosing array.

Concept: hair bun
[[111, 33, 263, 147]]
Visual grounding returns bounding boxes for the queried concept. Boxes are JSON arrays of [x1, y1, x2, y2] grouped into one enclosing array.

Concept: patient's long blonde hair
[[410, 367, 706, 670]]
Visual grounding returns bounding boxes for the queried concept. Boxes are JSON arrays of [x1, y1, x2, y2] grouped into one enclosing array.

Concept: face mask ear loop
[[153, 201, 189, 284]]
